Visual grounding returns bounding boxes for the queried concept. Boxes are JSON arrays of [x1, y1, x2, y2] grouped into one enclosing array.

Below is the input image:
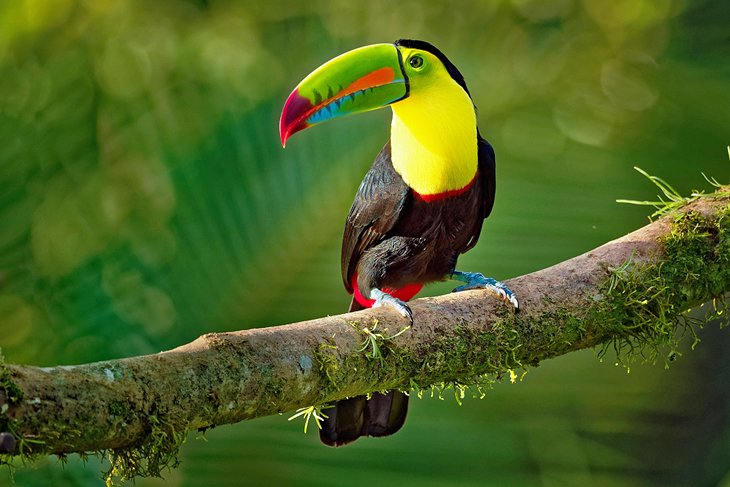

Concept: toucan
[[279, 39, 518, 447]]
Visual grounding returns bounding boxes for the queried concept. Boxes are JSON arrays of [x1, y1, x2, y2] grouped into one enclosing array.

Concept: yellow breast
[[389, 71, 478, 196]]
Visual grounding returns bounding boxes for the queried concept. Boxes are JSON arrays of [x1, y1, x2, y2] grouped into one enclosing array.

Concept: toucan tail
[[319, 390, 409, 447], [318, 297, 409, 447]]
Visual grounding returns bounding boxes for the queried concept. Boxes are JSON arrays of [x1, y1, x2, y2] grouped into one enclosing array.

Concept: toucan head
[[279, 39, 471, 147]]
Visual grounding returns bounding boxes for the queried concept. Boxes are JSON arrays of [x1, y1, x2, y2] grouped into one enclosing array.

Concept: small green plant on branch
[[287, 406, 329, 433], [617, 166, 725, 219], [354, 321, 411, 364]]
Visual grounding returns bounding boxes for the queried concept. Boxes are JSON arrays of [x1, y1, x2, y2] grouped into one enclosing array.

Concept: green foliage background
[[1, 0, 729, 485]]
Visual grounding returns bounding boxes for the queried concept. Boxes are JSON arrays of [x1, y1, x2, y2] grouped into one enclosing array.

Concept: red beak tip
[[280, 128, 291, 148], [279, 116, 289, 147]]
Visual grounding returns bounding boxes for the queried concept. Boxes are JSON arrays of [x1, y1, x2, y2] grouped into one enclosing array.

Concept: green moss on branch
[[596, 206, 730, 365]]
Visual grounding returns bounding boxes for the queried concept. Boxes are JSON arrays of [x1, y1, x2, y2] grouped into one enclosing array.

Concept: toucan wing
[[341, 141, 410, 293], [463, 135, 496, 252], [478, 136, 496, 219]]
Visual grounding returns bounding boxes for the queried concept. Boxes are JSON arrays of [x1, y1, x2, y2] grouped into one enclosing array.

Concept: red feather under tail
[[350, 273, 423, 309]]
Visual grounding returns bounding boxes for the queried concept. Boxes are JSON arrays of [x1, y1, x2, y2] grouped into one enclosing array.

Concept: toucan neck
[[389, 85, 478, 197]]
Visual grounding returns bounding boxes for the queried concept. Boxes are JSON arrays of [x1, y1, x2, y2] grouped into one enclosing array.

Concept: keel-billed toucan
[[280, 39, 518, 446]]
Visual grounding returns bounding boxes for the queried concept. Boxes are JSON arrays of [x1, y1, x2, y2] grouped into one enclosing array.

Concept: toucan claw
[[451, 271, 519, 310], [370, 288, 414, 323]]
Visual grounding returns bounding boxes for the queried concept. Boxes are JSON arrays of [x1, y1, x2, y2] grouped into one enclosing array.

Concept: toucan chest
[[392, 172, 482, 250], [370, 174, 483, 288]]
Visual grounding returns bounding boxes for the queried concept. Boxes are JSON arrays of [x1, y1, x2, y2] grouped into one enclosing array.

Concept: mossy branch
[[1, 188, 729, 484]]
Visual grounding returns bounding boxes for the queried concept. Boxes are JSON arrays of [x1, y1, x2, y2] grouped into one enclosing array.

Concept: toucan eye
[[409, 55, 424, 69]]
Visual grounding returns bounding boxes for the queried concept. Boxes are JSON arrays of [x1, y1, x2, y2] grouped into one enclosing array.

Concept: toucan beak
[[279, 43, 408, 147]]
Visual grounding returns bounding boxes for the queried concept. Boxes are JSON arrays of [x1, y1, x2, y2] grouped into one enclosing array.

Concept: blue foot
[[451, 271, 519, 309], [370, 288, 413, 323]]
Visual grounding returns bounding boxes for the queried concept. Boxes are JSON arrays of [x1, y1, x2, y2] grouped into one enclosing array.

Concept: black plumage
[[320, 137, 496, 447], [342, 138, 495, 299]]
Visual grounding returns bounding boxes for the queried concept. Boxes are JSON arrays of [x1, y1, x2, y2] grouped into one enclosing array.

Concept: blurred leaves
[[0, 0, 728, 485]]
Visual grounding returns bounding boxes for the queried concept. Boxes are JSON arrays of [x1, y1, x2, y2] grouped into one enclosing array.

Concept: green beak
[[279, 43, 408, 146]]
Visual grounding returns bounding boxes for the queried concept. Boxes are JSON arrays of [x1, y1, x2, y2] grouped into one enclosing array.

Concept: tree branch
[[1, 190, 728, 475]]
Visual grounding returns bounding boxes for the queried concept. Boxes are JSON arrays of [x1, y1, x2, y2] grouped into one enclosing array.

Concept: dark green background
[[1, 0, 729, 485]]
